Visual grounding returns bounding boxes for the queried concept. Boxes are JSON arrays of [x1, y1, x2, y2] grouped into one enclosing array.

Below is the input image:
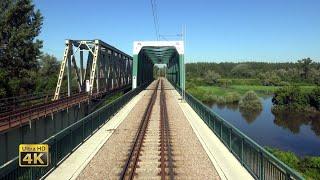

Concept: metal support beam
[[54, 39, 132, 99], [53, 40, 72, 100]]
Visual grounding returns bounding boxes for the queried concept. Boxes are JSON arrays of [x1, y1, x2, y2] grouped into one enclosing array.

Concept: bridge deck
[[46, 79, 253, 180]]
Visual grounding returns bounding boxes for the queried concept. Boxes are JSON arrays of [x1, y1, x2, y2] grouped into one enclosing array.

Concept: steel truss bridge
[[0, 39, 303, 180]]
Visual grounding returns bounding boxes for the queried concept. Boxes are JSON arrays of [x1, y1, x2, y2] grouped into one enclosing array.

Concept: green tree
[[309, 87, 320, 111], [298, 58, 313, 80], [0, 0, 43, 96], [259, 71, 281, 86], [272, 86, 309, 111], [39, 54, 60, 76], [35, 54, 60, 92], [204, 70, 221, 85], [231, 64, 254, 78]]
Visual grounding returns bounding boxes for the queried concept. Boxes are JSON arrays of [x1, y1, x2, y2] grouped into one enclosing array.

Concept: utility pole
[[182, 24, 186, 102]]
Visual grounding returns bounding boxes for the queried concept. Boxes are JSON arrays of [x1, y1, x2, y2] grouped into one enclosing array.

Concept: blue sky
[[34, 0, 320, 62]]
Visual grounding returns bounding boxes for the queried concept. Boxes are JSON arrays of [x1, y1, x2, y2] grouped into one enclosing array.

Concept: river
[[208, 97, 320, 156]]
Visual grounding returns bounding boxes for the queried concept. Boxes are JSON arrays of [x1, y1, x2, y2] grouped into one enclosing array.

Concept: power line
[[150, 0, 159, 40]]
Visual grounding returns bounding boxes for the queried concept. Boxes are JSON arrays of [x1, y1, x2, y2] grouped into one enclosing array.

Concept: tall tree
[[298, 58, 313, 80], [0, 0, 43, 96], [35, 54, 60, 92]]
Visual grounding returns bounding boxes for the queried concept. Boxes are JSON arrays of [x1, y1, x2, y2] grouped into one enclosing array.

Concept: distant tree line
[[186, 59, 320, 86]]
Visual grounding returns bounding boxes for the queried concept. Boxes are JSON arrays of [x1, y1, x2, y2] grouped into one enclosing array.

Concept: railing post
[[54, 139, 58, 167], [70, 129, 73, 151], [220, 121, 222, 138], [91, 115, 93, 135], [31, 167, 34, 180], [229, 128, 232, 149], [241, 138, 244, 165], [260, 151, 264, 180], [82, 119, 85, 141], [286, 171, 292, 180]]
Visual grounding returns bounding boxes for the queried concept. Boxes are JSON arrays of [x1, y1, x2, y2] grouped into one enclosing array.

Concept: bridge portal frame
[[132, 41, 185, 89]]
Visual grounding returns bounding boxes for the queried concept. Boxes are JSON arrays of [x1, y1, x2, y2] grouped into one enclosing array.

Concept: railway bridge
[[0, 40, 302, 180]]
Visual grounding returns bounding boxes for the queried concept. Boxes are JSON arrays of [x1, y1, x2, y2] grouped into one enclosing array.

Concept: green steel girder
[[132, 41, 184, 89], [141, 46, 177, 65]]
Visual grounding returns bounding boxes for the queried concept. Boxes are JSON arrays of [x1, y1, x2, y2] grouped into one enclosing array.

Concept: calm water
[[208, 97, 320, 156]]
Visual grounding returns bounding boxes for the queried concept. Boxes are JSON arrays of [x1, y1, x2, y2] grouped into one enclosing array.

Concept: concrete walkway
[[171, 89, 254, 180], [45, 90, 146, 180]]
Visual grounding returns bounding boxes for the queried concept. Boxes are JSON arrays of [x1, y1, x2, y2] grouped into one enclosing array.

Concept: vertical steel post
[[67, 54, 72, 97], [132, 54, 138, 89], [80, 50, 84, 86], [96, 53, 100, 92], [53, 40, 71, 100]]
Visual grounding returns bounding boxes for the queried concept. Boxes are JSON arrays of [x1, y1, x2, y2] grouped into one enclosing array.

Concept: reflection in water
[[274, 111, 320, 135], [209, 97, 320, 156], [240, 108, 262, 124], [311, 119, 320, 136], [213, 102, 263, 124], [273, 111, 309, 134], [215, 103, 239, 111]]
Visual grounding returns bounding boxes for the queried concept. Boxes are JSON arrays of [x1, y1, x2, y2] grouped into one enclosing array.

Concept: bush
[[217, 79, 232, 87], [272, 86, 309, 111], [188, 87, 217, 103], [266, 147, 320, 180], [224, 92, 241, 103], [239, 91, 262, 111], [204, 70, 221, 85], [309, 87, 320, 110], [259, 71, 281, 86], [265, 147, 300, 170]]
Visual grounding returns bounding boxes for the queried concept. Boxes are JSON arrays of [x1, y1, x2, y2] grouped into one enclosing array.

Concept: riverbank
[[187, 84, 317, 104], [266, 147, 320, 180]]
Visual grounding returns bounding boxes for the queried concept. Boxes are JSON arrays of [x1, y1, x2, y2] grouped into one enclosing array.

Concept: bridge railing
[[174, 86, 303, 180], [0, 83, 145, 180], [0, 85, 131, 132]]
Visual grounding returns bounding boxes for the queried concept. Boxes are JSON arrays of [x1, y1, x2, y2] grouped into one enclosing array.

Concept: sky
[[34, 0, 320, 63]]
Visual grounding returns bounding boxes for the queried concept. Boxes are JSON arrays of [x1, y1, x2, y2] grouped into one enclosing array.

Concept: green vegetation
[[186, 59, 320, 86], [186, 60, 319, 113], [309, 87, 320, 111], [239, 91, 262, 111], [0, 0, 77, 98], [0, 0, 43, 97], [188, 86, 241, 104], [272, 86, 320, 112], [266, 147, 320, 180]]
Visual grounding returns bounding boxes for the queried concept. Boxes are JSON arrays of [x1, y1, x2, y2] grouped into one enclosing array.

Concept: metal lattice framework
[[132, 41, 184, 89], [53, 40, 132, 100]]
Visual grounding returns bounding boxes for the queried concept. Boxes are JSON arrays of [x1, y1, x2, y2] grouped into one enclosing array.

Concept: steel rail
[[0, 85, 131, 133], [120, 80, 160, 180], [160, 79, 174, 180]]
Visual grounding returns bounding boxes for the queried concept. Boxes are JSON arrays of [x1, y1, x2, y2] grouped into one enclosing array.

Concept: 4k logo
[[19, 144, 49, 167]]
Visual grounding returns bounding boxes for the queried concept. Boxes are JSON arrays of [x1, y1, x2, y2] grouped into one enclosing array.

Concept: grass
[[188, 84, 317, 97], [266, 147, 320, 180]]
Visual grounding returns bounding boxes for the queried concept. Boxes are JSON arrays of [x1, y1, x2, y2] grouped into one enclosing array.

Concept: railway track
[[120, 78, 174, 180], [77, 78, 219, 179], [0, 85, 131, 132]]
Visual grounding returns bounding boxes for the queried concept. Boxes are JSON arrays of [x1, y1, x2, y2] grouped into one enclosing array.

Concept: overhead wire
[[150, 0, 160, 40]]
